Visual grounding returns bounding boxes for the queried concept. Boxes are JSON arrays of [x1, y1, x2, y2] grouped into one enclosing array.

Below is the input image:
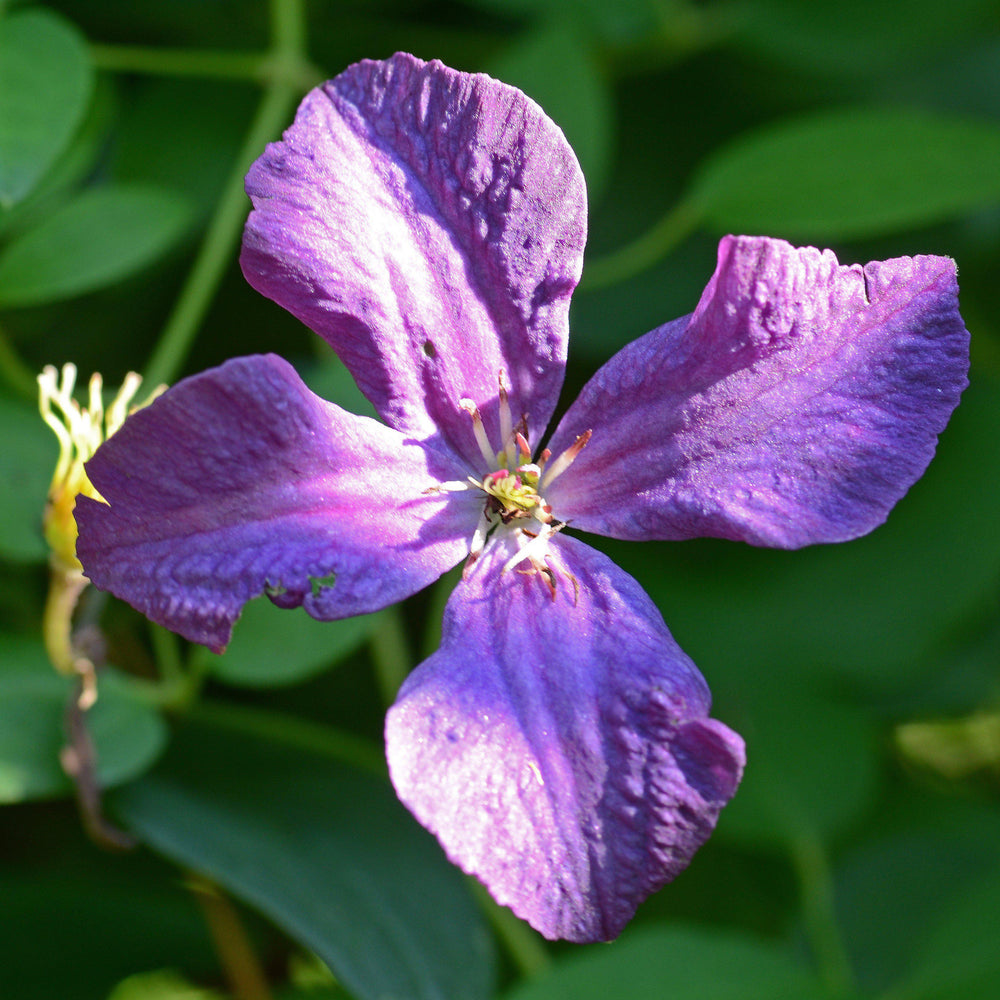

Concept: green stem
[[188, 874, 273, 1000], [142, 78, 302, 387], [369, 606, 413, 705], [789, 829, 855, 998], [188, 698, 387, 777], [142, 0, 314, 388], [580, 198, 702, 292], [89, 44, 266, 82]]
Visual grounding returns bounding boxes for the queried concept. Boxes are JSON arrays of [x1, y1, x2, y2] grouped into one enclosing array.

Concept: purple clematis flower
[[76, 53, 969, 942]]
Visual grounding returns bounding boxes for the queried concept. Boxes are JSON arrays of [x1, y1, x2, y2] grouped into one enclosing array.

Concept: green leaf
[[0, 8, 93, 208], [110, 715, 496, 1000], [0, 74, 116, 241], [503, 924, 834, 1000], [0, 391, 55, 562], [900, 860, 1000, 999], [0, 635, 167, 803], [489, 23, 615, 203], [0, 183, 194, 308], [689, 107, 1000, 240], [834, 826, 1000, 994], [715, 672, 879, 850], [208, 597, 373, 688]]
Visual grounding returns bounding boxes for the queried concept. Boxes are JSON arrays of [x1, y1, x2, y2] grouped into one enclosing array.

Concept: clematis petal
[[75, 355, 475, 652], [546, 236, 969, 548], [385, 534, 744, 942], [241, 52, 587, 466]]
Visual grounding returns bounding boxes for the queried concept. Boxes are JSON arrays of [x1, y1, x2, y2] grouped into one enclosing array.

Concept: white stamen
[[498, 370, 513, 454], [460, 397, 497, 469], [540, 429, 592, 489]]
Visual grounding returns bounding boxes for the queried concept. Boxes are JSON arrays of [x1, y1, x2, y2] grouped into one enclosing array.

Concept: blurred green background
[[1, 1, 999, 998]]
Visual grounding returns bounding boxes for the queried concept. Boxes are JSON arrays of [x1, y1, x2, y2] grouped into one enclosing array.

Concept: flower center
[[479, 464, 545, 524], [443, 372, 591, 591]]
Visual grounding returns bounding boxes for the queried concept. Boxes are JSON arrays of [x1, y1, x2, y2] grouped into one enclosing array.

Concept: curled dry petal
[[385, 534, 745, 942], [547, 236, 970, 548], [241, 52, 587, 467], [76, 355, 475, 652]]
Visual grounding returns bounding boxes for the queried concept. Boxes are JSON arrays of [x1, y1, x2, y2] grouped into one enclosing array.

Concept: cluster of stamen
[[433, 371, 591, 596]]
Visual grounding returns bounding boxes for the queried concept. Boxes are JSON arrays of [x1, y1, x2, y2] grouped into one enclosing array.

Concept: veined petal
[[385, 534, 744, 942], [76, 355, 475, 652], [241, 52, 586, 466], [547, 236, 970, 547]]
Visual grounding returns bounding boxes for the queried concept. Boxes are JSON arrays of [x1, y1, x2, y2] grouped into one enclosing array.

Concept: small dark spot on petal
[[422, 340, 437, 358]]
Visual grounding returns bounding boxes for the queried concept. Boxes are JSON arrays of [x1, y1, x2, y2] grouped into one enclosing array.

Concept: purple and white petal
[[546, 236, 969, 548], [76, 355, 476, 652], [385, 534, 744, 942], [241, 53, 587, 466]]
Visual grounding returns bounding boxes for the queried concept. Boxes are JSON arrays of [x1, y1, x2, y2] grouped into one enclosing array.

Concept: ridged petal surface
[[547, 236, 969, 547], [386, 534, 744, 942], [76, 355, 475, 651], [241, 53, 587, 467]]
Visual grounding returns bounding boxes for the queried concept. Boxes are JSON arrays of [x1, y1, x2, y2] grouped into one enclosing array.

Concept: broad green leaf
[[713, 671, 879, 850], [834, 826, 1000, 994], [900, 860, 1000, 999], [504, 924, 834, 1000], [208, 596, 373, 688], [0, 183, 194, 307], [0, 75, 116, 241], [0, 8, 93, 207], [689, 107, 1000, 240], [0, 635, 167, 802], [110, 716, 496, 1000], [0, 391, 54, 562], [489, 22, 615, 203]]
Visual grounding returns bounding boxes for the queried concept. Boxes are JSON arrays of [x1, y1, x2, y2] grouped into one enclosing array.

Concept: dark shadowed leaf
[[110, 715, 495, 1000], [898, 860, 1000, 999], [0, 391, 54, 562]]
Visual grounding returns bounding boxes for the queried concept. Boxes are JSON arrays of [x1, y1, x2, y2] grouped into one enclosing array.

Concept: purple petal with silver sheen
[[547, 236, 970, 548], [385, 534, 745, 942], [241, 53, 587, 467], [76, 355, 475, 652]]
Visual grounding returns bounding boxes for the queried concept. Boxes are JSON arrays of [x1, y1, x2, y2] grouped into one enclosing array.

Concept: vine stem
[[188, 874, 273, 1000], [369, 606, 413, 706], [142, 0, 315, 388], [580, 198, 702, 292], [89, 45, 266, 81], [789, 828, 855, 998]]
